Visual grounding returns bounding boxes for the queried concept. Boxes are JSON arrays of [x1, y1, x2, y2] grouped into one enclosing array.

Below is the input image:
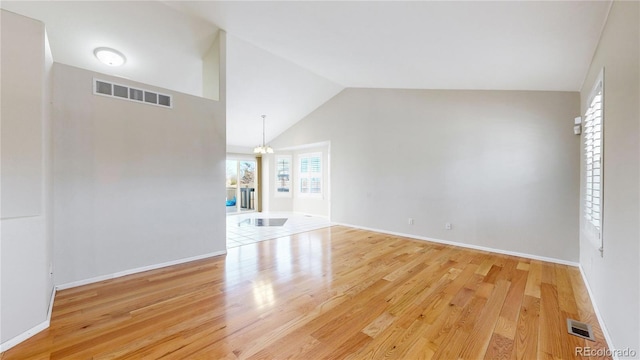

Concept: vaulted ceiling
[[1, 1, 612, 149], [178, 1, 611, 91]]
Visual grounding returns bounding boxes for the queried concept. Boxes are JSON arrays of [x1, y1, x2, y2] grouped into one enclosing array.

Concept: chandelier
[[253, 115, 274, 154]]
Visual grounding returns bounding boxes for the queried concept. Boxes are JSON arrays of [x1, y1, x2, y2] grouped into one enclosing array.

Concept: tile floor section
[[226, 212, 332, 248]]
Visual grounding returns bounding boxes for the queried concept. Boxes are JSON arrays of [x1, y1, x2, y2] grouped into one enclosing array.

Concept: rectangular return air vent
[[93, 79, 172, 108], [567, 318, 595, 341]]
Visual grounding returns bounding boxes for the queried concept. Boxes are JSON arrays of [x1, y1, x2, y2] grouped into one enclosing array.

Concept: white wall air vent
[[93, 78, 172, 109]]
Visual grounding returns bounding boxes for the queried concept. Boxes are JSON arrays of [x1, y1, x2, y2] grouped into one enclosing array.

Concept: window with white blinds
[[299, 153, 322, 197], [275, 155, 292, 197], [584, 77, 603, 244]]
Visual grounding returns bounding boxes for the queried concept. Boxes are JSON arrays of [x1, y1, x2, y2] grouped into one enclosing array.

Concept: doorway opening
[[226, 159, 257, 214]]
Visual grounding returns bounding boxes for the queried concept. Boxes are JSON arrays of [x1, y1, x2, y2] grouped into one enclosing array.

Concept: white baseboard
[[310, 227, 617, 356], [0, 228, 589, 354], [56, 250, 227, 290], [0, 250, 227, 352], [331, 223, 616, 354], [48, 285, 56, 322], [0, 319, 49, 353], [331, 222, 579, 267], [0, 286, 55, 353], [578, 266, 617, 359]]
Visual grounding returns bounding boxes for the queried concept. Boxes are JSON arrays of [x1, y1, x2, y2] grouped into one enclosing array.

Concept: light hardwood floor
[[2, 226, 610, 359]]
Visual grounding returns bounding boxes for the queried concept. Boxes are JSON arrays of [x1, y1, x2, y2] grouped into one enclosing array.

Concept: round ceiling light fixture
[[93, 47, 126, 67]]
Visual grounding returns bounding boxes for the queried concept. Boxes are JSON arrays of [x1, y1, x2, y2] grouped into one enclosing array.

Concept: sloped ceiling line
[[1, 0, 612, 147]]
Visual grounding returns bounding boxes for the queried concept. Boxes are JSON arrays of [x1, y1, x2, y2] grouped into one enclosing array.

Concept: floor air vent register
[[567, 318, 595, 341]]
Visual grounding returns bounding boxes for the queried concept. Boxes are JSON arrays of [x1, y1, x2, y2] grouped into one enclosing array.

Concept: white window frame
[[298, 152, 322, 198], [275, 155, 292, 197], [583, 69, 604, 250]]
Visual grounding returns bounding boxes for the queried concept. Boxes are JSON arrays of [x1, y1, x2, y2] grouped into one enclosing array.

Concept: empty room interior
[[1, 1, 638, 359]]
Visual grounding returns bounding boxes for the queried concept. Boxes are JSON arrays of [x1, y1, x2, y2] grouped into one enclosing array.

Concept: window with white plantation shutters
[[584, 74, 603, 248], [299, 153, 322, 197]]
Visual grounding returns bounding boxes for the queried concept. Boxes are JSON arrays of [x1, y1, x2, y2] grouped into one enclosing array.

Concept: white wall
[[579, 1, 639, 353], [0, 10, 54, 347], [52, 63, 227, 286], [203, 33, 221, 101], [1, 10, 43, 218], [271, 88, 580, 261]]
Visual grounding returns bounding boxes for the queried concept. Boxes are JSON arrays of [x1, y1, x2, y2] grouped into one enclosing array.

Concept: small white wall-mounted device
[[573, 116, 582, 135]]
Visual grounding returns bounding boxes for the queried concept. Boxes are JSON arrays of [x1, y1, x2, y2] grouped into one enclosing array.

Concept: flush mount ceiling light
[[94, 47, 126, 67], [254, 115, 274, 154]]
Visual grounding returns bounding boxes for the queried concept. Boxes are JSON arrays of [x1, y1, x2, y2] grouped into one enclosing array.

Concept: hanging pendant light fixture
[[253, 115, 274, 154]]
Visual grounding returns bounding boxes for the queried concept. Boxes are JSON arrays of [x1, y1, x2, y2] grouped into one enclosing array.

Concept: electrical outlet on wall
[[408, 218, 414, 225], [445, 222, 452, 230]]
